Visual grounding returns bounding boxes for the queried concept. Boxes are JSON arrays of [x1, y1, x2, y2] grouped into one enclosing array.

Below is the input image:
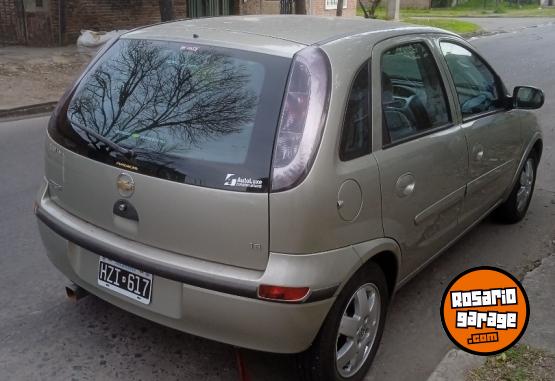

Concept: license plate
[[97, 257, 153, 304]]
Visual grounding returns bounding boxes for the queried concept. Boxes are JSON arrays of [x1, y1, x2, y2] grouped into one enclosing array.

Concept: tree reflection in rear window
[[56, 38, 291, 192]]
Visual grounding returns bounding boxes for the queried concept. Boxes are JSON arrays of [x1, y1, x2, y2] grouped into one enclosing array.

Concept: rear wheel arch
[[314, 242, 401, 332], [367, 251, 399, 298], [332, 248, 399, 303], [349, 238, 401, 297]]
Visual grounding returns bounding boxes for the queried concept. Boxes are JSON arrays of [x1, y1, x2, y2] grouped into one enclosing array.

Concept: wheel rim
[[335, 283, 381, 378], [516, 158, 534, 213]]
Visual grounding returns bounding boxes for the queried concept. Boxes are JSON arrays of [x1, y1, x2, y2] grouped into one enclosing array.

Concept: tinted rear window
[[50, 39, 291, 192]]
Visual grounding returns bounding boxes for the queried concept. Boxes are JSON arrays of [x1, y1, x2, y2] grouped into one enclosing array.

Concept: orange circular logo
[[441, 267, 529, 355]]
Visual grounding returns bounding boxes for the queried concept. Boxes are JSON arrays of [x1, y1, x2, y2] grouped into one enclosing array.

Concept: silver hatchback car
[[36, 16, 544, 380]]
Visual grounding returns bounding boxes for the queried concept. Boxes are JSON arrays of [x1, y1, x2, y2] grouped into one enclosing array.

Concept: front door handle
[[396, 173, 416, 198]]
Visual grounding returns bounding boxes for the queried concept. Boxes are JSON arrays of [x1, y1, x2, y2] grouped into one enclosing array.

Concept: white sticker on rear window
[[180, 45, 199, 52], [224, 174, 262, 189]]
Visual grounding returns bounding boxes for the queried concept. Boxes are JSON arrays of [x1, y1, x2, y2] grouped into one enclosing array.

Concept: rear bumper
[[35, 180, 363, 353]]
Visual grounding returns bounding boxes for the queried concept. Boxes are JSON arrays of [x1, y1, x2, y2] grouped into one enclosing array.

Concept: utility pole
[[385, 0, 400, 20]]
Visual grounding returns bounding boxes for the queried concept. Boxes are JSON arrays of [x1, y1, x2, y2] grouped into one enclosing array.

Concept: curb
[[0, 101, 57, 120], [427, 349, 485, 381], [461, 29, 489, 39]]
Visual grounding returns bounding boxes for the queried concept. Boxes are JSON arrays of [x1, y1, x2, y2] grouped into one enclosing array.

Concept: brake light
[[258, 285, 310, 302], [271, 46, 331, 192]]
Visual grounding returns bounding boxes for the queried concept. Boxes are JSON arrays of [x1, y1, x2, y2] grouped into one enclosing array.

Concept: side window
[[381, 42, 451, 145], [340, 63, 370, 161], [440, 42, 502, 118]]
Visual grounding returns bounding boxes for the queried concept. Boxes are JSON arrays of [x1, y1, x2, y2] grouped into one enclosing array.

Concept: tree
[[336, 0, 344, 16], [159, 0, 175, 22], [359, 0, 382, 18]]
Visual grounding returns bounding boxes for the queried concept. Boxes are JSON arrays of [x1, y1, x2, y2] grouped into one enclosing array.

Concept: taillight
[[258, 285, 310, 302], [271, 46, 331, 192]]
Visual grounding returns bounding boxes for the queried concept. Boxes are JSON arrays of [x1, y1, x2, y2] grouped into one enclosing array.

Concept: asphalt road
[[1, 24, 554, 381]]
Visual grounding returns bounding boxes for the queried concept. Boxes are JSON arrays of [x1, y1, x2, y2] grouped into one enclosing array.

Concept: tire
[[494, 153, 537, 224], [297, 263, 389, 381]]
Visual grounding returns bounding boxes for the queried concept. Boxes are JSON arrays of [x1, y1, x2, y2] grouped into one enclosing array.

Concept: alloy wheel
[[335, 283, 381, 378]]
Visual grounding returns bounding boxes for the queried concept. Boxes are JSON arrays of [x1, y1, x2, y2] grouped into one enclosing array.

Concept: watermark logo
[[441, 267, 529, 355]]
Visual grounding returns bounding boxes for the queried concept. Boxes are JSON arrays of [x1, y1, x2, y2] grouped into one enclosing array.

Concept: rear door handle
[[395, 173, 416, 198]]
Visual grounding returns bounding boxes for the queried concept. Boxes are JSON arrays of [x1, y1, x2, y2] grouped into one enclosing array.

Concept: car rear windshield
[[51, 38, 291, 192]]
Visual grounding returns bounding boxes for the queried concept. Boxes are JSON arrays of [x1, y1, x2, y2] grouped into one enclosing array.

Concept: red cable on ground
[[234, 347, 251, 381]]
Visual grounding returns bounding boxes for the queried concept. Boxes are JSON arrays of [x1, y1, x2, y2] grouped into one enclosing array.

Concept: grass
[[467, 345, 555, 381], [357, 0, 555, 34], [356, 8, 482, 34], [404, 17, 481, 33], [400, 4, 555, 18], [358, 0, 555, 21]]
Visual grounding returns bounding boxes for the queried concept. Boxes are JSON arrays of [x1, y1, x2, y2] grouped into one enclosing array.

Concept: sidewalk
[[427, 251, 555, 381], [520, 250, 555, 353], [0, 45, 94, 111]]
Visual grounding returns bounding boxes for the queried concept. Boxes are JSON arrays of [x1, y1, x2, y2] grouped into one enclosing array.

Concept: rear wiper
[[71, 121, 136, 159]]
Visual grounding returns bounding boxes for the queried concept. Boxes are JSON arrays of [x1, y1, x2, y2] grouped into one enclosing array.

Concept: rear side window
[[440, 42, 502, 118], [340, 62, 371, 161], [49, 39, 291, 192], [381, 42, 451, 145]]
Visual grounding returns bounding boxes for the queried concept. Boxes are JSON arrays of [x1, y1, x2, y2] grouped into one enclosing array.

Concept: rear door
[[45, 38, 291, 270], [371, 36, 468, 279], [437, 39, 522, 224]]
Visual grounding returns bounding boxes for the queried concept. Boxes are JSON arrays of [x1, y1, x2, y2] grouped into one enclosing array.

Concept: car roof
[[123, 15, 446, 57]]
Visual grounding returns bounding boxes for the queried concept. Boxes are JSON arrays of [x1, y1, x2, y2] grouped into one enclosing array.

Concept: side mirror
[[513, 86, 544, 110]]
